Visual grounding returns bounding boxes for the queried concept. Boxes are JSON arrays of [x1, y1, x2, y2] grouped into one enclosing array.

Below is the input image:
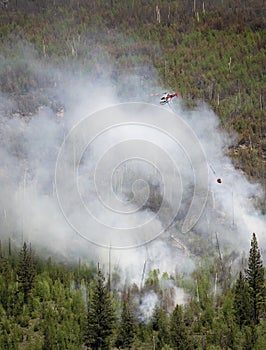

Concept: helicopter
[[159, 90, 178, 105], [149, 89, 179, 105]]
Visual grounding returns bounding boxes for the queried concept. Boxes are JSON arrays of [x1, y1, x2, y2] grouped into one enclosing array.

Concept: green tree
[[17, 242, 36, 304], [151, 304, 170, 349], [233, 271, 252, 329], [42, 310, 58, 350], [246, 233, 265, 325], [86, 267, 115, 350], [170, 304, 191, 350], [0, 257, 11, 311], [211, 291, 239, 349], [242, 325, 258, 350], [115, 288, 137, 349]]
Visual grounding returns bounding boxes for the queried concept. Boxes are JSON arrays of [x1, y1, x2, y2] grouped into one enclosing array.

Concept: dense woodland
[[0, 234, 265, 349], [0, 1, 265, 349]]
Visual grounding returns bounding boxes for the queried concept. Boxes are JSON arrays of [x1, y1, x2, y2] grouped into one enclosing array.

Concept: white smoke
[[139, 291, 159, 322], [0, 44, 265, 297], [176, 103, 265, 253]]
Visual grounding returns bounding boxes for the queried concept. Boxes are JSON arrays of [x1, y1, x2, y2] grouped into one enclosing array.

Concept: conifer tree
[[115, 288, 136, 349], [86, 267, 115, 350], [43, 317, 57, 350], [246, 233, 265, 325], [233, 271, 253, 329], [0, 257, 11, 310], [170, 304, 192, 350], [17, 242, 36, 304], [151, 304, 170, 349]]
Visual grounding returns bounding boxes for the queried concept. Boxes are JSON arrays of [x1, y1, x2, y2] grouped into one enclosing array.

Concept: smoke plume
[[0, 43, 265, 299]]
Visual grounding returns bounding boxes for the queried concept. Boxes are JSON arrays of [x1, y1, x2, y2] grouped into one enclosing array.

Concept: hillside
[[0, 0, 265, 193], [0, 1, 266, 349]]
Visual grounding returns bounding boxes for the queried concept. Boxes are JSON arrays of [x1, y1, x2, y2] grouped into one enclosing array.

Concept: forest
[[0, 234, 265, 349], [0, 0, 265, 349]]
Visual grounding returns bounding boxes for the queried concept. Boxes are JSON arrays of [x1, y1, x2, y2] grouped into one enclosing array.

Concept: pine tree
[[43, 318, 57, 350], [115, 288, 136, 349], [233, 271, 253, 329], [17, 242, 36, 304], [0, 257, 11, 310], [151, 304, 170, 349], [86, 267, 115, 350], [242, 325, 258, 350], [170, 304, 192, 350], [246, 233, 265, 325]]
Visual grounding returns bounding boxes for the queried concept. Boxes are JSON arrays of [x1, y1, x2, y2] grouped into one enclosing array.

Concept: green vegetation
[[246, 233, 266, 325], [86, 267, 115, 349], [0, 2, 265, 348], [115, 289, 137, 349], [0, 235, 265, 349], [0, 0, 265, 190]]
